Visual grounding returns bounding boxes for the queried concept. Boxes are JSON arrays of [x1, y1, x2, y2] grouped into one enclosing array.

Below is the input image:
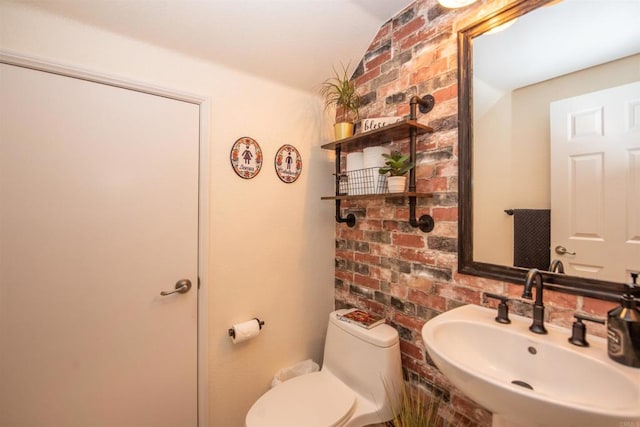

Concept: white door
[[550, 81, 640, 282], [0, 63, 199, 426]]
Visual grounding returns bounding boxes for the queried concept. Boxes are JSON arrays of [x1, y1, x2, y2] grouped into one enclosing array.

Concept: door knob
[[160, 279, 192, 296], [554, 245, 576, 256]]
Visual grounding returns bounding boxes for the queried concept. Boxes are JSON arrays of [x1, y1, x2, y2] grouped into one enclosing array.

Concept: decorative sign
[[359, 116, 402, 133], [230, 137, 263, 179], [274, 144, 302, 183]]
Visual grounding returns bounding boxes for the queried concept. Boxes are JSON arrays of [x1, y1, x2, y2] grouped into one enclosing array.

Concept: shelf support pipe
[[334, 145, 356, 227], [408, 95, 436, 232]]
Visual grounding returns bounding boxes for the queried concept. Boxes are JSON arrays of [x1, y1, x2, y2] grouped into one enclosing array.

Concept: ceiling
[[15, 0, 414, 92]]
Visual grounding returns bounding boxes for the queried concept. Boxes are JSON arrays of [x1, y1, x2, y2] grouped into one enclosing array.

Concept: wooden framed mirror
[[457, 0, 640, 300]]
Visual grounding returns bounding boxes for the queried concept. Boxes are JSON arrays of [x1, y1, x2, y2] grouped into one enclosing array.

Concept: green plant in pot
[[379, 151, 414, 193], [319, 62, 361, 140]]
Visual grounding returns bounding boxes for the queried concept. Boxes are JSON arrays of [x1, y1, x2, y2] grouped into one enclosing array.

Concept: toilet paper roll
[[346, 152, 363, 172], [230, 319, 261, 344], [363, 146, 390, 169]]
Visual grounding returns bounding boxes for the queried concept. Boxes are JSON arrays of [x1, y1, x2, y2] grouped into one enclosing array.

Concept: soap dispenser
[[607, 272, 640, 368]]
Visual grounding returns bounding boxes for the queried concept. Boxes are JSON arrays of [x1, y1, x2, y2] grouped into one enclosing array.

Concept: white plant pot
[[387, 176, 407, 193]]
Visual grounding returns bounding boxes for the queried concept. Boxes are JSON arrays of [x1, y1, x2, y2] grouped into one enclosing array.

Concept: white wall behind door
[[0, 2, 336, 426]]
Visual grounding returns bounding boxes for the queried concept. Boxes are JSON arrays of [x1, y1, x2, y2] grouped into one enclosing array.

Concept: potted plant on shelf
[[319, 62, 361, 140], [378, 151, 414, 193]]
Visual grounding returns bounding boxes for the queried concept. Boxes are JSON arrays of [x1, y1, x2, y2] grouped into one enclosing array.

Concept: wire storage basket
[[336, 167, 388, 196]]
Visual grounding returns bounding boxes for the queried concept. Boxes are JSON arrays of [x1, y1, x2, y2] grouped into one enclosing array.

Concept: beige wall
[[474, 53, 640, 266], [0, 2, 336, 426]]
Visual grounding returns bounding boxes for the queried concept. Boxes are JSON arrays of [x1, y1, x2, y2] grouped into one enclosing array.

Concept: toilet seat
[[245, 371, 356, 427]]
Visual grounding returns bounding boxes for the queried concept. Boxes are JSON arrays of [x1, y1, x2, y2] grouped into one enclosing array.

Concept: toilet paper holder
[[228, 318, 265, 339]]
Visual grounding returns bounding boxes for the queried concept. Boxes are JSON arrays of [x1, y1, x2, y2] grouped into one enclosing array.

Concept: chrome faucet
[[522, 268, 548, 334], [549, 259, 564, 273]]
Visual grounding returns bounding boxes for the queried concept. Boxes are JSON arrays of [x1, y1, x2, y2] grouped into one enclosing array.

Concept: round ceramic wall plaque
[[274, 144, 302, 183], [230, 137, 263, 179]]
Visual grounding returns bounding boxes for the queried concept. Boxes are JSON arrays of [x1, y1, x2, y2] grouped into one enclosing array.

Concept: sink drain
[[511, 380, 534, 390]]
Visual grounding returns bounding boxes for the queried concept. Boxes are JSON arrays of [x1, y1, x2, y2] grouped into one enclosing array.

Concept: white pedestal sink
[[421, 304, 640, 427]]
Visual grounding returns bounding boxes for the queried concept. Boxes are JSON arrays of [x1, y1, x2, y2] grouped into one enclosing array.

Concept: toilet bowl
[[245, 309, 403, 427]]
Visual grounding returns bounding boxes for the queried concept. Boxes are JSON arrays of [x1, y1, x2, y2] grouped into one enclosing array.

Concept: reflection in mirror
[[458, 0, 640, 297]]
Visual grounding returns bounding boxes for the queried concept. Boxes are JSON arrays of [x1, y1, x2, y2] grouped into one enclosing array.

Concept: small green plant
[[378, 152, 414, 176], [319, 62, 361, 123]]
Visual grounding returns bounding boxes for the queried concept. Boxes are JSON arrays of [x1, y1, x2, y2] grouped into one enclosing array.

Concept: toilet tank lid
[[330, 309, 399, 347]]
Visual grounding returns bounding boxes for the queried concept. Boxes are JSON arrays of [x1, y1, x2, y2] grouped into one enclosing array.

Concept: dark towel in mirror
[[512, 209, 550, 270]]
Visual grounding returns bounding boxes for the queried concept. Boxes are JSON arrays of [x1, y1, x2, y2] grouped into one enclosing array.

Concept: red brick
[[400, 28, 435, 52], [436, 252, 457, 269], [422, 177, 448, 192], [354, 252, 380, 265], [360, 299, 384, 315], [388, 282, 408, 298], [335, 249, 354, 261], [394, 207, 410, 221], [369, 242, 398, 258], [392, 233, 425, 248], [393, 16, 426, 43], [433, 83, 458, 103], [401, 354, 430, 378], [368, 24, 390, 50], [356, 67, 381, 87], [394, 312, 425, 331], [548, 309, 574, 329], [365, 51, 392, 71], [367, 206, 396, 219], [399, 340, 424, 361], [354, 274, 380, 289], [339, 228, 363, 241], [544, 289, 578, 310], [450, 393, 493, 426], [435, 160, 458, 177], [359, 219, 382, 231], [396, 103, 410, 117], [432, 207, 457, 222], [432, 220, 456, 238], [582, 296, 617, 316], [382, 220, 401, 232], [505, 282, 523, 299], [399, 274, 434, 290], [408, 289, 446, 311], [436, 283, 481, 305], [398, 247, 436, 264], [409, 57, 449, 85], [335, 269, 353, 282], [415, 164, 435, 179]]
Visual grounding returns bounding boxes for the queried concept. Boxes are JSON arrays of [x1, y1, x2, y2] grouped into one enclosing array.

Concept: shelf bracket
[[335, 200, 356, 227], [411, 94, 435, 117], [409, 198, 435, 232], [334, 146, 356, 227], [408, 94, 435, 232]]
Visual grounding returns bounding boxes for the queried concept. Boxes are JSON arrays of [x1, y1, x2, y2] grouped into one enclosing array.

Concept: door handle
[[160, 279, 192, 296], [554, 245, 576, 256]]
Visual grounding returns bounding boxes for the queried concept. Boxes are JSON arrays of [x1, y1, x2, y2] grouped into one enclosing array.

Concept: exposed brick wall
[[332, 1, 618, 425]]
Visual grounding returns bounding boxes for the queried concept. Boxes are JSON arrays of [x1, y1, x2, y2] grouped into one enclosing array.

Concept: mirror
[[458, 0, 640, 299]]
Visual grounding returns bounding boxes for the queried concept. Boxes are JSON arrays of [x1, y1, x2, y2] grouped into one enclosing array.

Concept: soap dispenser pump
[[607, 272, 640, 368]]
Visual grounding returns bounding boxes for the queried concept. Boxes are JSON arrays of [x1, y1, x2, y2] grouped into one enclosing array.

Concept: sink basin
[[422, 304, 640, 427]]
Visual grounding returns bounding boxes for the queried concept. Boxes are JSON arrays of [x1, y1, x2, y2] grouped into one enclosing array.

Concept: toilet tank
[[323, 310, 403, 417]]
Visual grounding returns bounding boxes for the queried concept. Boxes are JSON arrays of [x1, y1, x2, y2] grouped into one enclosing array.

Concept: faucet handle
[[568, 313, 605, 347], [485, 293, 511, 324]]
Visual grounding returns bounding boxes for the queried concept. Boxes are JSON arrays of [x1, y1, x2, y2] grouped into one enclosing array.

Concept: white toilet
[[245, 309, 403, 427]]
